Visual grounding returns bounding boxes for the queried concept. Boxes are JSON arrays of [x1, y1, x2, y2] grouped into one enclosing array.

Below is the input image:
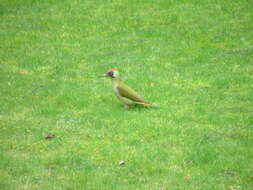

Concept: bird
[[101, 68, 153, 108]]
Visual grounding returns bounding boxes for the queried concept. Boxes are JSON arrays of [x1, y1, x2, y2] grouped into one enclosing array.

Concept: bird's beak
[[99, 73, 108, 77]]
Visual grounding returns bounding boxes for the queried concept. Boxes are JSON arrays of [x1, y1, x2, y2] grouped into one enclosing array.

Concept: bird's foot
[[124, 105, 130, 110]]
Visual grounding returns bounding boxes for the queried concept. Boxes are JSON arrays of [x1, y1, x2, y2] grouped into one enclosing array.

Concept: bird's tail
[[135, 102, 159, 108]]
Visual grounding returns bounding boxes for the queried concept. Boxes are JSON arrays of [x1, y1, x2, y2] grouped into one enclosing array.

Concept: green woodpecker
[[101, 68, 152, 108]]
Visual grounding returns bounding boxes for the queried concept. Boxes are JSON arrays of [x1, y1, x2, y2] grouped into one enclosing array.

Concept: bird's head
[[101, 68, 120, 79]]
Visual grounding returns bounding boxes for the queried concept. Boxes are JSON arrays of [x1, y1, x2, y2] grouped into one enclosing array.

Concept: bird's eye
[[108, 71, 114, 77]]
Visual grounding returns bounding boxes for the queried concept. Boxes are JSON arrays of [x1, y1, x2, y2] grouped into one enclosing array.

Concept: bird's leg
[[124, 104, 130, 110]]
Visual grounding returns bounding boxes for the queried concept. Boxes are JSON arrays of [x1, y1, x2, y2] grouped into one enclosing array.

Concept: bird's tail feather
[[135, 102, 159, 108]]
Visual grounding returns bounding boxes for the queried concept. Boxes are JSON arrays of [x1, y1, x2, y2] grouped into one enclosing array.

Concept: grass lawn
[[1, 0, 253, 189]]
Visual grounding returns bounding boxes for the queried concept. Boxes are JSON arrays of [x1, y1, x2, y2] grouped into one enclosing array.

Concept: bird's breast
[[112, 83, 120, 97]]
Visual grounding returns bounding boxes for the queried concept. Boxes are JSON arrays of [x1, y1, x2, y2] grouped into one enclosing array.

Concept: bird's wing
[[117, 82, 147, 103]]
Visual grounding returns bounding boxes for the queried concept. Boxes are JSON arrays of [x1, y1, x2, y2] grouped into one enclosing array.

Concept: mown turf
[[1, 0, 253, 189]]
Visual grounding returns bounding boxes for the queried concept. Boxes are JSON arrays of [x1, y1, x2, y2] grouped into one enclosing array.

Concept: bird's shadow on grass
[[123, 105, 155, 111]]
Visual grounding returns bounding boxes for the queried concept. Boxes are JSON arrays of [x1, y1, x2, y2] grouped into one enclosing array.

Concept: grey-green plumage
[[102, 68, 152, 107], [116, 81, 148, 104]]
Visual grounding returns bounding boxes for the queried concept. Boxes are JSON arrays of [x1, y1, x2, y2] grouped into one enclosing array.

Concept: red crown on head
[[106, 68, 118, 73]]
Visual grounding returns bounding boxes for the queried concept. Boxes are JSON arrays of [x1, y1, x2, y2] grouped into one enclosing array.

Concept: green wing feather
[[117, 82, 148, 104]]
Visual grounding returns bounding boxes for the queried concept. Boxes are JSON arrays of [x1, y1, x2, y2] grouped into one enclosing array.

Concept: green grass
[[1, 0, 253, 189]]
